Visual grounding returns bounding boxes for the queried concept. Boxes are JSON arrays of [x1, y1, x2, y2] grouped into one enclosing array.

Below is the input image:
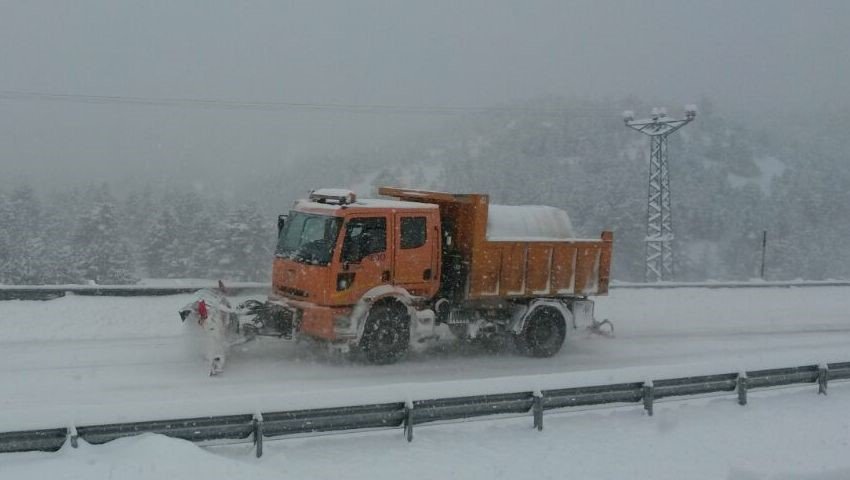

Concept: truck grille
[[447, 311, 470, 324]]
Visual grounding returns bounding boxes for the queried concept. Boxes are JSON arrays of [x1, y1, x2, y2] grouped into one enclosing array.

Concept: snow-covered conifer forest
[[2, 98, 847, 284], [0, 183, 272, 284]]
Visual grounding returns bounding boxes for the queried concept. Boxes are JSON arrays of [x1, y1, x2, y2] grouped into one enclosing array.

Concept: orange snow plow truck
[[181, 187, 612, 374]]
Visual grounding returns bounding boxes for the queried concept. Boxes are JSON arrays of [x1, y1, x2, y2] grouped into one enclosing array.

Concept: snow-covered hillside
[[307, 99, 850, 282]]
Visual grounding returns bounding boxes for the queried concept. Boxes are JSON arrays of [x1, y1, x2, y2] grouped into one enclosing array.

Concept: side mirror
[[277, 215, 288, 236]]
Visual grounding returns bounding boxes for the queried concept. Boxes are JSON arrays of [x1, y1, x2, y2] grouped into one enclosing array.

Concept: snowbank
[[0, 434, 271, 480], [4, 385, 850, 480]]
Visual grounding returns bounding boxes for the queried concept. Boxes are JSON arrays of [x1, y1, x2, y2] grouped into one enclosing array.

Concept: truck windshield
[[276, 212, 342, 266]]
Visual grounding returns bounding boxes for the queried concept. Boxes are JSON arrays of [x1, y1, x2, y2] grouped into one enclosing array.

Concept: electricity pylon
[[624, 106, 696, 282]]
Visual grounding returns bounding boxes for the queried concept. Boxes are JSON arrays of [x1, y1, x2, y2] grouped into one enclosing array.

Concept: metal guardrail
[[2, 280, 848, 300], [2, 361, 848, 456]]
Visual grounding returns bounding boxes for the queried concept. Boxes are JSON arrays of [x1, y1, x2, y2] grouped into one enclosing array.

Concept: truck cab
[[272, 189, 441, 342]]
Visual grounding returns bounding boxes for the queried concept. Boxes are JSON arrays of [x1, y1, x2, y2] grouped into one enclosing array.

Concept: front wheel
[[359, 302, 410, 364], [514, 307, 566, 357]]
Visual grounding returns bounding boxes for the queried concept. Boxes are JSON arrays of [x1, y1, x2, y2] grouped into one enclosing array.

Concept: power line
[[0, 89, 613, 116]]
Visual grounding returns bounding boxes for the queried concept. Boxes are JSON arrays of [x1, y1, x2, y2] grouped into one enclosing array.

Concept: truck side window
[[400, 216, 427, 249], [341, 217, 386, 262]]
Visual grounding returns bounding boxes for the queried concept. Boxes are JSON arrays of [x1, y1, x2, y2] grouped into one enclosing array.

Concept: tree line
[[0, 183, 274, 285]]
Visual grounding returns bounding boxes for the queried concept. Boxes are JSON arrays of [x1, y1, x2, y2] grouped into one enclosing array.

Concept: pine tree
[[186, 211, 220, 279], [42, 189, 85, 284], [0, 191, 12, 284], [73, 187, 138, 284], [208, 205, 273, 281], [236, 205, 273, 281], [143, 208, 182, 278], [0, 185, 49, 284], [121, 185, 156, 274]]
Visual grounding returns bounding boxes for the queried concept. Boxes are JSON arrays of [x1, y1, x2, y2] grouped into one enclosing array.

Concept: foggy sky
[[1, 0, 848, 188]]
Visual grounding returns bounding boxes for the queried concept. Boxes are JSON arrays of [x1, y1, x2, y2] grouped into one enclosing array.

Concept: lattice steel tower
[[623, 106, 696, 282]]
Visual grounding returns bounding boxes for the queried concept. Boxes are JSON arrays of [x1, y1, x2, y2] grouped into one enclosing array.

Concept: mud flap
[[588, 318, 615, 337], [570, 299, 614, 337]]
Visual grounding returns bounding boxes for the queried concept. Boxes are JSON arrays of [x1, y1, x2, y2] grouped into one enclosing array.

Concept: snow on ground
[[3, 384, 850, 480], [0, 287, 849, 432], [0, 293, 191, 342]]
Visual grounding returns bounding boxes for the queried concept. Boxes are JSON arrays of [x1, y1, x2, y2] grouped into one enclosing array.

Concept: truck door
[[393, 212, 438, 297], [338, 215, 391, 303]]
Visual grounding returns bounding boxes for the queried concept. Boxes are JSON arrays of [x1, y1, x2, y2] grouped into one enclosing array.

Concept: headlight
[[336, 272, 355, 291]]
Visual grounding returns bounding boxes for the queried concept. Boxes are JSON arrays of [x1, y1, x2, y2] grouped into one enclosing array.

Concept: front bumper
[[280, 298, 353, 341]]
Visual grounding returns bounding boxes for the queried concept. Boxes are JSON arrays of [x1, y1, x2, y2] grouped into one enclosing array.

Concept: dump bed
[[379, 187, 613, 300]]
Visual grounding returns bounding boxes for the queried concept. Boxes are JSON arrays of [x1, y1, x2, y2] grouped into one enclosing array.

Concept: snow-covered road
[[1, 286, 848, 431]]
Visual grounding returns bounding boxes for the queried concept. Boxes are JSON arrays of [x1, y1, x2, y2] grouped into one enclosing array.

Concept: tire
[[514, 307, 566, 358], [359, 301, 410, 364]]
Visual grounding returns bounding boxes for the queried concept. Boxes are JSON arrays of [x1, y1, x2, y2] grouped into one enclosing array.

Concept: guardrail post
[[818, 365, 829, 395], [737, 372, 748, 406], [67, 424, 79, 449], [403, 400, 414, 443], [532, 390, 543, 431], [253, 413, 264, 458], [642, 381, 654, 416]]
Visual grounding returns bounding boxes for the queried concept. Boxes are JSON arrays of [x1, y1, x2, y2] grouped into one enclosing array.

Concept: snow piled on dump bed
[[486, 204, 575, 241], [4, 384, 850, 480]]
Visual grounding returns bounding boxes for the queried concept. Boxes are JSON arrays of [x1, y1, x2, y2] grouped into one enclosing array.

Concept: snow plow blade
[[179, 285, 297, 375]]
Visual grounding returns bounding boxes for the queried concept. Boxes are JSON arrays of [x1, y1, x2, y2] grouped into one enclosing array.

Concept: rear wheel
[[360, 302, 410, 364], [514, 307, 566, 357]]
